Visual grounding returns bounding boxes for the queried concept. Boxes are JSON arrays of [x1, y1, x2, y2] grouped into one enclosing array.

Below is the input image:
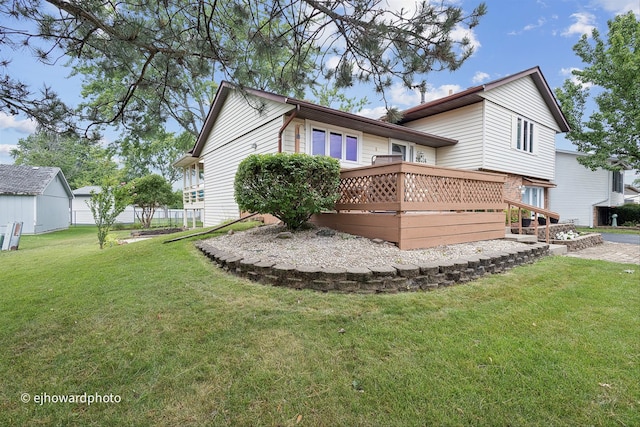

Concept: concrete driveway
[[600, 232, 640, 245]]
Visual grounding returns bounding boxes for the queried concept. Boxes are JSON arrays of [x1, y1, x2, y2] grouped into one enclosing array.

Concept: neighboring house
[[71, 186, 137, 225], [177, 66, 569, 228], [624, 185, 640, 204], [0, 164, 73, 234], [549, 150, 628, 227]]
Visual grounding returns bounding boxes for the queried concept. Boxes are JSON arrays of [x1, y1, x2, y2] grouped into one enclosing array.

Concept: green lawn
[[1, 225, 638, 426], [576, 226, 640, 235]]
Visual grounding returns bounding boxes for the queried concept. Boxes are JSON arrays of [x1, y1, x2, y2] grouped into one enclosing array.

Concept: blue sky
[[1, 0, 639, 173]]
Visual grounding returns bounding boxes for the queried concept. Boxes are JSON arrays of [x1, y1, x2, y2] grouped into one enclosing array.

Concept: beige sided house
[[397, 66, 570, 207], [176, 66, 570, 249]]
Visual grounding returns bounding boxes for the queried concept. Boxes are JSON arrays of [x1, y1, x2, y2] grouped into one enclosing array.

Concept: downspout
[[278, 104, 300, 153]]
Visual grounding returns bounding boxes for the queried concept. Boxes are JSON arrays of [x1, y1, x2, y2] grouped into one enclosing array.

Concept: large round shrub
[[234, 153, 341, 230]]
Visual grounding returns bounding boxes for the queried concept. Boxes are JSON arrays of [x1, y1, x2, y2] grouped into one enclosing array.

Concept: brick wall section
[[196, 241, 550, 293], [503, 173, 524, 201]]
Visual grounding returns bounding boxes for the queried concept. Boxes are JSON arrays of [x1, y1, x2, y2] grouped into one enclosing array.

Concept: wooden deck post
[[397, 169, 405, 214]]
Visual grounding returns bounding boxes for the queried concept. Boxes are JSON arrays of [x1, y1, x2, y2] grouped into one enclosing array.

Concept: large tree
[[10, 129, 118, 188], [1, 0, 487, 137], [116, 129, 194, 185], [555, 11, 640, 171], [127, 174, 175, 228]]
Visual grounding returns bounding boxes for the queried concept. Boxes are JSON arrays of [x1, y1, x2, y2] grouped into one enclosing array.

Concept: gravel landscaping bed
[[201, 224, 531, 269]]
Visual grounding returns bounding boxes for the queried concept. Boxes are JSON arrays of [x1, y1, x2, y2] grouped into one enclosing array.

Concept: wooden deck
[[311, 162, 507, 250]]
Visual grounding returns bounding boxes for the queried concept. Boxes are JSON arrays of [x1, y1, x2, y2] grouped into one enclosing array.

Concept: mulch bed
[[131, 228, 185, 237]]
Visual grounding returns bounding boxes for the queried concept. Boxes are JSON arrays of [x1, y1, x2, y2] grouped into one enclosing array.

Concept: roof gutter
[[278, 103, 300, 152]]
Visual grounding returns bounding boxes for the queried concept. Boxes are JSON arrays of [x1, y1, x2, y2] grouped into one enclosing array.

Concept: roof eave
[[192, 82, 458, 153], [397, 66, 571, 133], [283, 99, 457, 147]]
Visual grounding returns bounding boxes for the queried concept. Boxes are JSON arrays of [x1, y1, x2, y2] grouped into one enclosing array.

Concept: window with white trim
[[522, 186, 544, 209], [310, 126, 359, 162], [391, 142, 414, 161], [514, 116, 535, 153], [612, 171, 623, 193]]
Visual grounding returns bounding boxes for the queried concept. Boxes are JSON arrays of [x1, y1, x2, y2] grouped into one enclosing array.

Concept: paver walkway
[[566, 241, 639, 265]]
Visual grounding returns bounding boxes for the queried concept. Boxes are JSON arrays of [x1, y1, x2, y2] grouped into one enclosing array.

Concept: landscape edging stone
[[196, 241, 550, 293]]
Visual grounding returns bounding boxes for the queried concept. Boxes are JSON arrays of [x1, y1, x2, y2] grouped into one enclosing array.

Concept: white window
[[309, 125, 359, 163], [612, 171, 623, 193], [513, 116, 535, 154], [391, 142, 414, 161], [522, 186, 544, 209]]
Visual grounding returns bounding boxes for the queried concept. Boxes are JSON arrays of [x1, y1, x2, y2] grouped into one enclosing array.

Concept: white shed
[[0, 164, 74, 234]]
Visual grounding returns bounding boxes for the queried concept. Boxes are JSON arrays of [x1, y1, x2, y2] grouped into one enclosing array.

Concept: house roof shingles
[[72, 185, 102, 196], [0, 164, 73, 196]]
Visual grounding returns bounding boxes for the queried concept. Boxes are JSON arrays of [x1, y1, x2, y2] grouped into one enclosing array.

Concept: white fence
[[71, 207, 200, 226]]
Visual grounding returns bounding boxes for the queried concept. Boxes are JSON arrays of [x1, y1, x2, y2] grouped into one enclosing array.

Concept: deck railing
[[183, 184, 205, 205], [504, 198, 560, 244], [335, 162, 506, 213]]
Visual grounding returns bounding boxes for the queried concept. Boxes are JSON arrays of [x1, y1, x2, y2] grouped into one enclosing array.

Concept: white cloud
[[325, 55, 341, 71], [472, 71, 491, 84], [592, 0, 640, 15], [389, 83, 421, 105], [560, 67, 593, 88], [509, 17, 548, 36], [450, 24, 481, 53], [357, 106, 388, 120], [0, 113, 37, 134], [356, 82, 463, 119], [561, 12, 596, 37], [388, 82, 464, 106], [0, 144, 16, 154], [424, 84, 463, 102], [524, 17, 547, 31]]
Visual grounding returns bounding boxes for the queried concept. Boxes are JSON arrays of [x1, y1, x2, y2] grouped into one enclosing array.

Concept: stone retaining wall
[[196, 242, 550, 293], [510, 223, 604, 252], [552, 233, 603, 252], [511, 223, 575, 241]]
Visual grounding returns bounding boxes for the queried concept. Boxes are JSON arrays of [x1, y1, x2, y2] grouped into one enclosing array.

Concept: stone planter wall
[[552, 233, 603, 252], [196, 242, 549, 293], [510, 223, 575, 240], [510, 223, 604, 252]]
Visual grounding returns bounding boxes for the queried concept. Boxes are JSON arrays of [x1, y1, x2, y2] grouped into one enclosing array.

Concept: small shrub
[[234, 153, 341, 230], [505, 208, 531, 224], [87, 180, 130, 249]]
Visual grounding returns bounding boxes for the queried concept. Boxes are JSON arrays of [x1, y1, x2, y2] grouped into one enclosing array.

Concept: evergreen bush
[[612, 204, 640, 226]]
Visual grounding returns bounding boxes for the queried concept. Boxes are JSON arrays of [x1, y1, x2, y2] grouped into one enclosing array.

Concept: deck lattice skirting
[[196, 241, 549, 293], [311, 162, 508, 250]]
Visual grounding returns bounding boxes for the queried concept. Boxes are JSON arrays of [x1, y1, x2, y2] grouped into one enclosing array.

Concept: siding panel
[[0, 195, 36, 234], [483, 101, 555, 179], [404, 103, 484, 170], [203, 118, 281, 226], [481, 76, 560, 131], [202, 91, 294, 156], [549, 151, 617, 227]]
